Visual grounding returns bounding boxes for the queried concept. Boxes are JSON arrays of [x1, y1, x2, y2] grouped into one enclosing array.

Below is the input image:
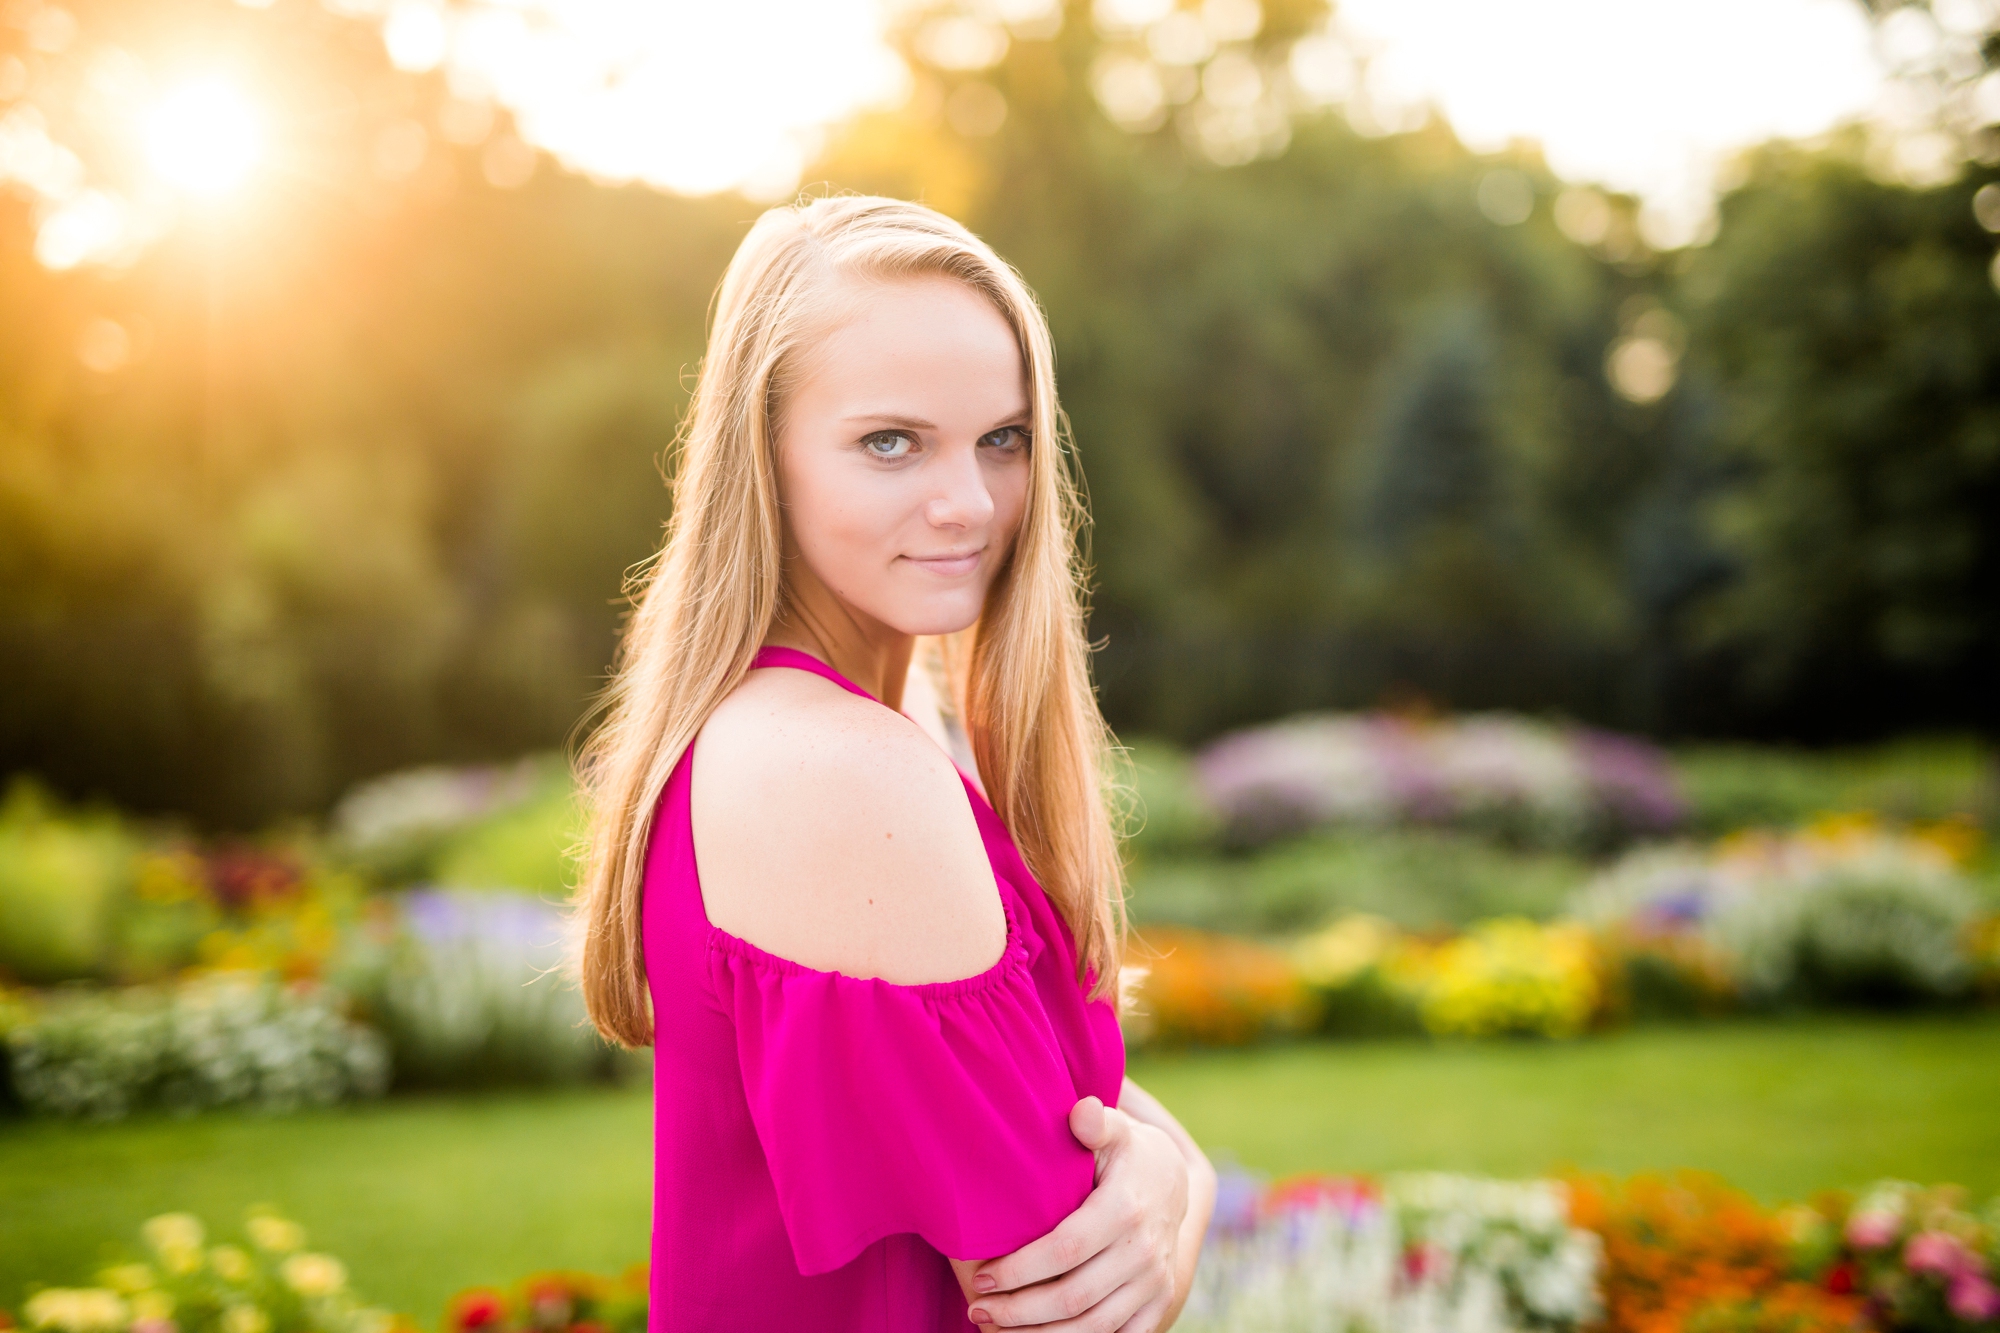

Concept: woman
[[573, 195, 1217, 1331]]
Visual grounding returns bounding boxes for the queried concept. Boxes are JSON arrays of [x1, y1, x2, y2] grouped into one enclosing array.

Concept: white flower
[[246, 1215, 304, 1254], [140, 1215, 204, 1257], [280, 1253, 347, 1298], [23, 1289, 129, 1333]]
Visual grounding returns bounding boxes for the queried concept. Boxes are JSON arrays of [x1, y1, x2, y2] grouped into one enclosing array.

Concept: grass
[[0, 1088, 651, 1327], [4, 1014, 1998, 1323], [1132, 1011, 2000, 1200]]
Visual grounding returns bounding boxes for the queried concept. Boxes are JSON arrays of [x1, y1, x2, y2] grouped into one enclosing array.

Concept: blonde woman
[[574, 195, 1216, 1331]]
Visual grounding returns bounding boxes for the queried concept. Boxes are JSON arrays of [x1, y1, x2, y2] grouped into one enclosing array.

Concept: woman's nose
[[925, 440, 997, 529]]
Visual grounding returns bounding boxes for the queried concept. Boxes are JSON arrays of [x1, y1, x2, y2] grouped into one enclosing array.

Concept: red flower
[[1825, 1262, 1856, 1295], [449, 1290, 508, 1332], [1401, 1242, 1445, 1285]]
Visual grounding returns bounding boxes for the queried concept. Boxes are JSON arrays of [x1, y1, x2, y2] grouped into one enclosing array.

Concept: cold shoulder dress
[[641, 645, 1128, 1331]]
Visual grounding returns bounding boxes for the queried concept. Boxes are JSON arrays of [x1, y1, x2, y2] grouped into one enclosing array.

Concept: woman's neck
[[764, 582, 915, 710]]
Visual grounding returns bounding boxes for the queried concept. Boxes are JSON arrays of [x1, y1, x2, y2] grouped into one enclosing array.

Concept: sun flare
[[142, 76, 266, 197]]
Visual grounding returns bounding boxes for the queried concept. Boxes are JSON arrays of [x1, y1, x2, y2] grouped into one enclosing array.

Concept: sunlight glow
[[404, 0, 907, 200], [142, 76, 265, 197], [1332, 0, 1884, 246]]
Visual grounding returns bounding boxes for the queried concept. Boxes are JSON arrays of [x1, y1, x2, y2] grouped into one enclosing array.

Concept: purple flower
[[1949, 1272, 2000, 1321], [1207, 1167, 1266, 1239], [1574, 730, 1686, 836]]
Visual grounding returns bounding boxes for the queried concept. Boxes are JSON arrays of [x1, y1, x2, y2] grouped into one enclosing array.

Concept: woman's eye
[[862, 431, 914, 459], [980, 426, 1029, 451]]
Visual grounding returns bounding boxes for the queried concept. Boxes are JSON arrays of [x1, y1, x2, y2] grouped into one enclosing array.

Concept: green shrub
[[1674, 738, 1995, 837], [1129, 830, 1590, 935], [330, 756, 581, 894], [351, 889, 629, 1089], [6, 976, 388, 1120], [1115, 738, 1224, 861], [429, 775, 583, 896], [0, 779, 135, 984], [1792, 866, 1980, 1004]]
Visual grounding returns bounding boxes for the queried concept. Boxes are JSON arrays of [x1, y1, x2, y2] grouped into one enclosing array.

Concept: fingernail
[[972, 1275, 997, 1294], [968, 1308, 993, 1324]]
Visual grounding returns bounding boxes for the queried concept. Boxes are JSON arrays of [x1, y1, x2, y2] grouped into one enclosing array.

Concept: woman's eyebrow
[[842, 411, 939, 429], [840, 407, 1032, 431]]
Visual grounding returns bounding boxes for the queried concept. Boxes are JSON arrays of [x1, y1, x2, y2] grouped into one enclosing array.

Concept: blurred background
[[4, 1, 2000, 1331], [3, 0, 1996, 826]]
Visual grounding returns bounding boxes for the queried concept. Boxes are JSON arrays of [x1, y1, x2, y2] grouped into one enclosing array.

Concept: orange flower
[[1567, 1173, 1865, 1333]]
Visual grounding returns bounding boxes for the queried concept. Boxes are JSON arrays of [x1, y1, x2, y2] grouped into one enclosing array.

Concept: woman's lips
[[905, 549, 983, 577]]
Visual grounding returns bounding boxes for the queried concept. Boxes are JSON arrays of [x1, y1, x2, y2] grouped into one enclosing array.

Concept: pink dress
[[642, 645, 1128, 1331]]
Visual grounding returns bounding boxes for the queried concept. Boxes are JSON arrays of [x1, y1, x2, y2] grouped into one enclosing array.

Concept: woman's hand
[[959, 1085, 1217, 1331]]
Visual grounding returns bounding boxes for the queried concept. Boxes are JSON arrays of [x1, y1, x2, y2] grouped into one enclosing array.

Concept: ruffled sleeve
[[706, 901, 1097, 1276]]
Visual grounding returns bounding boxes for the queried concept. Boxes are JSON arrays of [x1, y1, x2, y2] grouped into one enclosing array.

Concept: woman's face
[[775, 276, 1032, 638]]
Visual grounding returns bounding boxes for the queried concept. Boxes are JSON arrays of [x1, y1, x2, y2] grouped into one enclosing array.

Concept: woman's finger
[[1003, 1273, 1166, 1333], [971, 1187, 1124, 1296], [968, 1230, 1141, 1326]]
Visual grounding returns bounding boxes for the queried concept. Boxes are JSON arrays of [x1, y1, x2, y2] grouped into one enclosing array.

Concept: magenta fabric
[[642, 645, 1128, 1331]]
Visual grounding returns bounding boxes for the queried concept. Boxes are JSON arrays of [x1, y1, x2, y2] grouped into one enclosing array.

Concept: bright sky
[[0, 0, 1917, 268], [1332, 0, 1887, 245], [410, 0, 1890, 237], [372, 0, 909, 197]]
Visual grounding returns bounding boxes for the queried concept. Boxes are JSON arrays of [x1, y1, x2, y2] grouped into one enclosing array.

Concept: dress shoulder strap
[[748, 645, 881, 704]]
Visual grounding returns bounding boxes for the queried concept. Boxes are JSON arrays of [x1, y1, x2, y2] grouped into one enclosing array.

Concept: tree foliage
[[1, 0, 1996, 825]]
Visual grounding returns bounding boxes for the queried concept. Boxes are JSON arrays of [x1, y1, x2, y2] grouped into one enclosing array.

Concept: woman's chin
[[881, 593, 986, 639]]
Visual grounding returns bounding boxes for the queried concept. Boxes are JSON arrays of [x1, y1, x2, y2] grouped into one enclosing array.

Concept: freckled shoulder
[[689, 666, 1006, 985]]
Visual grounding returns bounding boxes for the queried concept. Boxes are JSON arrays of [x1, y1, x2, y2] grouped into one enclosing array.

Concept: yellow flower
[[141, 1215, 205, 1257], [246, 1215, 305, 1254], [220, 1306, 269, 1333], [209, 1246, 254, 1284], [96, 1266, 155, 1296], [24, 1289, 129, 1333], [1412, 918, 1601, 1039], [280, 1254, 346, 1298], [1293, 914, 1397, 988], [131, 1292, 175, 1323]]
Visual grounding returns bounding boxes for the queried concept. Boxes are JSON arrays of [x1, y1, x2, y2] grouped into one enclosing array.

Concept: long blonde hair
[[573, 195, 1126, 1047]]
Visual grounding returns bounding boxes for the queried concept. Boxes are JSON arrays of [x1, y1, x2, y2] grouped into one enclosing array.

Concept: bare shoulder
[[690, 664, 1005, 985]]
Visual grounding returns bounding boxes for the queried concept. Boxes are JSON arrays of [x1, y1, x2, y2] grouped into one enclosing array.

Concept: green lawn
[[1132, 1012, 2000, 1199], [5, 1013, 1998, 1325]]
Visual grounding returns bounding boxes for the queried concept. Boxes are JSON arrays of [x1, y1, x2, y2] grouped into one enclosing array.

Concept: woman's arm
[[958, 1080, 1217, 1330]]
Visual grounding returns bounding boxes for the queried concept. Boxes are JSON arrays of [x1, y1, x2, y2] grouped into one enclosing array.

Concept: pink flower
[[1948, 1273, 2000, 1322], [1845, 1210, 1900, 1250], [1905, 1231, 1975, 1279]]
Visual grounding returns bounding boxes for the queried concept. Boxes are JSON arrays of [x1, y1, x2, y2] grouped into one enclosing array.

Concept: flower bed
[[1130, 916, 1610, 1046], [4, 976, 387, 1119], [13, 1210, 397, 1333], [1192, 713, 1685, 853], [1123, 814, 1997, 1051], [1574, 815, 1996, 1011], [16, 1180, 1996, 1333]]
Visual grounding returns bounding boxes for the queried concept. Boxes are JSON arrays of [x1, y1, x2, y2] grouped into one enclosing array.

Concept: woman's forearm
[[1121, 1077, 1217, 1328]]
